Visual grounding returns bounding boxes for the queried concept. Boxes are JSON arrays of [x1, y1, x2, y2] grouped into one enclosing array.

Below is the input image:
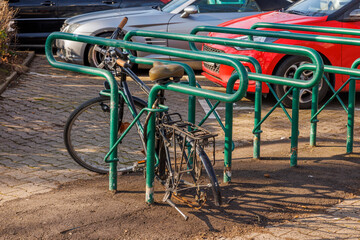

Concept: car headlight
[[233, 35, 279, 51], [61, 23, 81, 33]]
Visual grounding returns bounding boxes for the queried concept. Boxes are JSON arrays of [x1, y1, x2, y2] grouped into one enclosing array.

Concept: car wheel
[[87, 32, 112, 68], [87, 32, 137, 69], [274, 56, 329, 109]]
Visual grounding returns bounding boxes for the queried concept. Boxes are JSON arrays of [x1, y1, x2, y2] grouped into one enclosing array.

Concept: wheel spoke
[[299, 88, 312, 103], [97, 61, 105, 69], [302, 70, 313, 78], [94, 45, 107, 55]]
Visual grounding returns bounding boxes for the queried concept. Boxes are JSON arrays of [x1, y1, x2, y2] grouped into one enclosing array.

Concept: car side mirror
[[343, 9, 360, 22], [180, 5, 198, 18]]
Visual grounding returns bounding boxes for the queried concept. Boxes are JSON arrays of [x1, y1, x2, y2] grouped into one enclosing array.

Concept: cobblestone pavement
[[0, 55, 102, 203], [0, 55, 359, 239]]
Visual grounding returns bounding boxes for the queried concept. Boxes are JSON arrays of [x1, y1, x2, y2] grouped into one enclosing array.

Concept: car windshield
[[285, 0, 352, 16], [161, 0, 260, 13]]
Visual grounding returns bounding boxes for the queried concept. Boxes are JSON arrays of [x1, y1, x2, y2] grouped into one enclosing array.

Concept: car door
[[57, 0, 122, 19], [8, 0, 58, 46], [167, 0, 261, 62], [340, 2, 360, 90]]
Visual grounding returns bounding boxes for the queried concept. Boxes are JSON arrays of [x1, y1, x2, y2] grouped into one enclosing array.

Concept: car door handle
[[41, 1, 56, 6], [102, 0, 117, 4]]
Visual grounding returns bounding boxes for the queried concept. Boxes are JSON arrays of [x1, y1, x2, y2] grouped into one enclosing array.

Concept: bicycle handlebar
[[116, 58, 130, 68], [118, 17, 128, 29]]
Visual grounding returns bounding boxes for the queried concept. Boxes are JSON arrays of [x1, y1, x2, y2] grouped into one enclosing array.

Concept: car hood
[[65, 7, 159, 25], [211, 11, 328, 38]]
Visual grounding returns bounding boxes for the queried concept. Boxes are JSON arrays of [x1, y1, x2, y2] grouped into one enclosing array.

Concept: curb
[[0, 51, 36, 95]]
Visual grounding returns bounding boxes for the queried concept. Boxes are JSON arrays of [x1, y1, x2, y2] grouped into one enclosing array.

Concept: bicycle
[[63, 17, 221, 219]]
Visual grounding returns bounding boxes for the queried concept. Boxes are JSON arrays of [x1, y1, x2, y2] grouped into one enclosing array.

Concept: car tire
[[274, 56, 329, 109]]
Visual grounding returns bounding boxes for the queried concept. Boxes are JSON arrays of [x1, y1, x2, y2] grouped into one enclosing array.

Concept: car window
[[162, 0, 196, 13], [256, 0, 296, 11], [195, 0, 260, 12], [162, 0, 259, 13], [121, 0, 164, 8], [286, 0, 352, 16]]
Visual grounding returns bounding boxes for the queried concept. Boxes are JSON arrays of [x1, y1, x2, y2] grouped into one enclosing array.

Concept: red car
[[202, 0, 360, 108]]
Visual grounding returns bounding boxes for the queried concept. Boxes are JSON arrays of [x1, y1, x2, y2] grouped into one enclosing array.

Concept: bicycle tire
[[196, 145, 222, 206], [64, 95, 147, 174]]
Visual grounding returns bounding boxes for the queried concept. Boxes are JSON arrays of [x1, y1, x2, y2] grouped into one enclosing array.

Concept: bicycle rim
[[64, 96, 146, 174]]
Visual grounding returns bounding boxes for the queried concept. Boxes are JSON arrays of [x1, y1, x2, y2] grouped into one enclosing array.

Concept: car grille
[[202, 44, 224, 73]]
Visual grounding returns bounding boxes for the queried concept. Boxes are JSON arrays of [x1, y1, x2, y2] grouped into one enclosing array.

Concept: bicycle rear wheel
[[64, 95, 146, 174], [196, 146, 222, 206], [168, 138, 222, 206]]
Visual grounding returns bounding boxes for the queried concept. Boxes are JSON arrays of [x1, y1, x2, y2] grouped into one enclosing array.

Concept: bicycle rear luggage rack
[[159, 113, 218, 220], [161, 113, 217, 145]]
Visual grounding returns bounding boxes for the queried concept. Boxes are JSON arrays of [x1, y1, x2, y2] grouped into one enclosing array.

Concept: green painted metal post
[[109, 98, 119, 191], [223, 74, 240, 183], [290, 88, 300, 167], [347, 78, 356, 153], [253, 81, 262, 160], [145, 90, 158, 204], [310, 84, 319, 147], [224, 101, 233, 183]]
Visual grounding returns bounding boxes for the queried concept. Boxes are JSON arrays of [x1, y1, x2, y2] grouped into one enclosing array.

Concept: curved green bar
[[45, 33, 120, 192], [46, 32, 249, 103], [252, 22, 360, 41], [128, 56, 197, 126], [125, 29, 323, 89]]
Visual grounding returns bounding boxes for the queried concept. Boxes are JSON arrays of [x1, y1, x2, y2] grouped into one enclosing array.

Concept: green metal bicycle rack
[[123, 29, 323, 186], [45, 31, 250, 204], [249, 22, 360, 154], [187, 26, 325, 166], [46, 28, 323, 204]]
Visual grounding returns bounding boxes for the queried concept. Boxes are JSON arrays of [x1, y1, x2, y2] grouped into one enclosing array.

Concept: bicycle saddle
[[149, 61, 184, 84]]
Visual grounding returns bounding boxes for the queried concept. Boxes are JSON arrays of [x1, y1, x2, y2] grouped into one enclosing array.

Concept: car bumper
[[202, 45, 270, 93], [55, 39, 86, 65]]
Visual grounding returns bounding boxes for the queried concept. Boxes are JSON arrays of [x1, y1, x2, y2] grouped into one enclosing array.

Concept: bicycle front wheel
[[64, 95, 146, 174]]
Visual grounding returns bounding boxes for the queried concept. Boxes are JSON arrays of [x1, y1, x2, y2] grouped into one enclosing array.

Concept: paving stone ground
[[0, 55, 359, 239]]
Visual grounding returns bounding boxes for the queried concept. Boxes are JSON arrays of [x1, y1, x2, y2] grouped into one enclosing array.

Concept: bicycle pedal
[[132, 159, 146, 171], [135, 160, 146, 167]]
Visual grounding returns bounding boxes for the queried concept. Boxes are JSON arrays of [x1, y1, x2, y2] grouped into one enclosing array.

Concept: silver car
[[56, 0, 293, 69]]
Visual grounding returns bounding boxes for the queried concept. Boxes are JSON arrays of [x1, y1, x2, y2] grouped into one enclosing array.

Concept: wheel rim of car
[[282, 61, 324, 105]]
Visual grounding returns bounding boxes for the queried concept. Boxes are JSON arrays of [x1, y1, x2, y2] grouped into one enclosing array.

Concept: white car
[[56, 0, 293, 69]]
